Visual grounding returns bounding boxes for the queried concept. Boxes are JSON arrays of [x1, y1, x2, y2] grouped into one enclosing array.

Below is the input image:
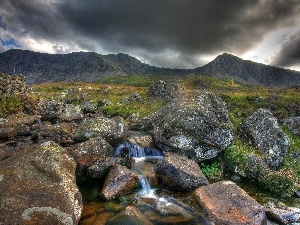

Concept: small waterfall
[[137, 174, 151, 196], [114, 142, 164, 161]]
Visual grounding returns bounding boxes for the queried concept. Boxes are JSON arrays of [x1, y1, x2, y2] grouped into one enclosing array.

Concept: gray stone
[[265, 201, 300, 224], [74, 116, 128, 144], [152, 89, 233, 161], [238, 109, 289, 169], [148, 80, 184, 102]]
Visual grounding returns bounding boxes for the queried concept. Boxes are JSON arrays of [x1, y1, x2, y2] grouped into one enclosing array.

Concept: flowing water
[[79, 143, 300, 224]]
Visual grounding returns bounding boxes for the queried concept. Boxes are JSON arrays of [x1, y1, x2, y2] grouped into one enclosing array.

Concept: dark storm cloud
[[0, 0, 299, 68], [58, 0, 300, 55], [272, 34, 300, 69]]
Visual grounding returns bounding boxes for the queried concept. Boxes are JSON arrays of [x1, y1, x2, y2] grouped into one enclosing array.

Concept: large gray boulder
[[238, 109, 289, 169], [0, 141, 82, 225], [194, 180, 266, 225], [152, 90, 233, 161], [155, 152, 208, 190], [74, 116, 128, 144]]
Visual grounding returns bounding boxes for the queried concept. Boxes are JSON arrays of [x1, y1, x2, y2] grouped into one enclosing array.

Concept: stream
[[78, 142, 300, 225]]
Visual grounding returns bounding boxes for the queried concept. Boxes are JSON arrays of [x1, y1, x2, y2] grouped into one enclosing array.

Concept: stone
[[265, 201, 300, 224], [106, 206, 153, 225], [284, 117, 300, 136], [80, 203, 98, 220], [194, 180, 266, 225], [0, 141, 82, 225], [127, 131, 155, 148], [87, 157, 118, 179], [59, 104, 83, 122], [92, 212, 114, 225], [82, 101, 96, 114], [74, 116, 128, 144], [38, 99, 63, 123], [148, 80, 184, 102], [152, 89, 233, 161], [0, 72, 29, 97], [155, 152, 208, 190], [70, 137, 114, 183], [238, 109, 289, 169], [101, 164, 140, 200]]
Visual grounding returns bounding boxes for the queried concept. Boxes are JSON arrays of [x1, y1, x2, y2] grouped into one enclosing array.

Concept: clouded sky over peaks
[[0, 0, 299, 70]]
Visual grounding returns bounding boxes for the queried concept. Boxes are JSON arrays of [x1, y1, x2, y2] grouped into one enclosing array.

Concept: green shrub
[[200, 162, 223, 180], [0, 95, 23, 117]]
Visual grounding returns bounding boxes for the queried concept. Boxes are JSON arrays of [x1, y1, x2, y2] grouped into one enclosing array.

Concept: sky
[[0, 0, 299, 71]]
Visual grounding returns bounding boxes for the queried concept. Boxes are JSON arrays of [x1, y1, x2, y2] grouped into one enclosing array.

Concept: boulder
[[70, 137, 114, 183], [284, 117, 300, 136], [265, 201, 300, 224], [38, 99, 63, 123], [148, 80, 184, 102], [101, 164, 139, 200], [238, 109, 289, 169], [74, 116, 128, 144], [82, 101, 96, 114], [152, 89, 233, 161], [0, 141, 82, 225], [155, 152, 208, 190], [194, 180, 266, 225], [59, 104, 83, 122], [34, 122, 78, 146], [87, 157, 119, 179]]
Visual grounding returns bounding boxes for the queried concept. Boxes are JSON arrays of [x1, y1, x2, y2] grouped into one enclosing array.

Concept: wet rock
[[148, 80, 184, 102], [152, 89, 233, 161], [194, 180, 266, 225], [238, 109, 289, 169], [87, 157, 117, 179], [101, 164, 140, 200], [127, 131, 155, 148], [155, 152, 208, 190], [74, 116, 128, 144], [80, 202, 98, 220], [284, 117, 300, 136], [265, 201, 300, 224], [0, 141, 82, 225], [79, 213, 96, 225], [70, 137, 114, 183], [106, 206, 153, 225], [93, 212, 114, 225]]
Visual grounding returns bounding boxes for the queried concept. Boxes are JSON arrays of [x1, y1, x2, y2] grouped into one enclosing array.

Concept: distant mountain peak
[[0, 49, 300, 87]]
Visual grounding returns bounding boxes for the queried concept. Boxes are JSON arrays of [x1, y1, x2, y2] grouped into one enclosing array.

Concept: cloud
[[271, 33, 300, 69], [0, 0, 299, 68]]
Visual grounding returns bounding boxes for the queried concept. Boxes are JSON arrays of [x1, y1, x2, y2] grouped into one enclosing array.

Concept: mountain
[[195, 53, 300, 87], [0, 49, 300, 87], [0, 49, 186, 83]]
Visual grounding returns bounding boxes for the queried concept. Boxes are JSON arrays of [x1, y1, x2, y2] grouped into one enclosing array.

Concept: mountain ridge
[[0, 49, 300, 87]]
